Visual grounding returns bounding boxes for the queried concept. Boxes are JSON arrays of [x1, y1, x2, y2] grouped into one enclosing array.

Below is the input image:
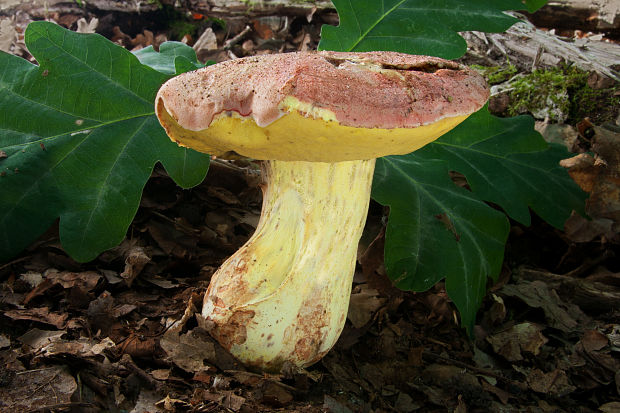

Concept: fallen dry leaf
[[76, 17, 98, 33], [161, 322, 216, 373], [4, 307, 67, 329], [261, 380, 294, 406], [207, 185, 241, 205], [0, 17, 15, 53], [0, 334, 10, 349], [252, 19, 274, 39], [527, 368, 576, 397], [121, 245, 151, 286], [323, 394, 354, 413], [194, 389, 246, 411], [50, 270, 101, 289], [151, 369, 171, 381], [599, 401, 620, 413], [87, 291, 116, 335], [23, 270, 102, 305], [487, 322, 548, 362], [194, 27, 218, 53], [156, 394, 191, 411], [454, 395, 467, 413], [147, 220, 194, 258], [608, 325, 620, 348], [581, 329, 609, 352], [561, 153, 597, 192], [347, 284, 386, 328], [564, 210, 615, 242], [36, 337, 114, 360], [0, 366, 77, 411], [501, 280, 589, 332], [358, 226, 385, 279], [423, 364, 480, 390], [562, 125, 620, 242], [481, 380, 514, 405], [18, 328, 65, 350], [130, 389, 161, 413], [394, 391, 421, 413], [487, 293, 507, 326]]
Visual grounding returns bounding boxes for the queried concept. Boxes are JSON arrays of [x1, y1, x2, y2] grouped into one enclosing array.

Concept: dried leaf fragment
[[501, 280, 589, 332], [527, 368, 575, 397], [561, 125, 620, 241], [76, 17, 98, 34], [0, 366, 77, 411], [4, 307, 67, 329], [0, 18, 15, 53], [487, 322, 548, 361], [121, 246, 151, 286], [600, 402, 620, 413], [347, 285, 386, 328], [581, 329, 609, 352]]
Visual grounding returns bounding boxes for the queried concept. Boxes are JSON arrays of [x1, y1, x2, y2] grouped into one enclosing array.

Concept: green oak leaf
[[523, 0, 548, 12], [371, 109, 585, 331], [133, 41, 206, 75], [418, 108, 585, 228], [319, 0, 528, 58], [0, 22, 209, 263], [372, 155, 510, 332]]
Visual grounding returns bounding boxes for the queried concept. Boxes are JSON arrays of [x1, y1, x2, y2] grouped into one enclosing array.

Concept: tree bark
[[189, 0, 335, 18], [1, 0, 337, 22], [524, 0, 619, 37], [517, 268, 620, 314], [463, 20, 620, 82]]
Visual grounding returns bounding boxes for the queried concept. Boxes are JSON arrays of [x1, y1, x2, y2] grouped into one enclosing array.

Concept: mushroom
[[155, 51, 489, 372]]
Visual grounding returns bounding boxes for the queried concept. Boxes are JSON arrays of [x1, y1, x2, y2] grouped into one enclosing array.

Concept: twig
[[223, 25, 251, 50], [516, 266, 620, 313], [224, 369, 298, 392], [422, 350, 528, 391], [0, 256, 29, 272], [120, 353, 158, 389], [561, 249, 613, 278], [15, 367, 58, 375], [26, 402, 96, 412], [150, 211, 200, 235]]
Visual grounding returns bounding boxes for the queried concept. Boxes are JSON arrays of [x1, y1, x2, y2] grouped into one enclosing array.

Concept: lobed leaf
[[0, 22, 209, 263], [320, 0, 576, 329], [133, 41, 205, 75], [371, 108, 585, 331], [319, 0, 528, 58], [523, 0, 548, 13], [418, 108, 585, 228], [372, 154, 510, 332]]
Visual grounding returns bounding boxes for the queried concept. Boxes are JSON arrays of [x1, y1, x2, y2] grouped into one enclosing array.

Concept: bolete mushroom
[[155, 51, 489, 372]]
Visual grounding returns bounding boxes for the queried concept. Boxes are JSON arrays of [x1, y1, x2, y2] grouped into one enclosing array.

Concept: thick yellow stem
[[202, 159, 375, 371]]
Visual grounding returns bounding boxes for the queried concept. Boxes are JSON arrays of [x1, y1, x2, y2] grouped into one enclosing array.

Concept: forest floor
[[0, 1, 619, 412]]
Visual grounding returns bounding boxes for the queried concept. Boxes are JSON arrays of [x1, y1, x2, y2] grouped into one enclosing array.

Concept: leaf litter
[[0, 2, 619, 412]]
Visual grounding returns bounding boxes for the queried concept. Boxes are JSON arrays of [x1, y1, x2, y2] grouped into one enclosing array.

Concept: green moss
[[505, 65, 618, 123], [169, 20, 199, 39], [471, 63, 517, 85], [570, 78, 619, 124], [507, 67, 572, 122], [475, 62, 618, 124], [159, 4, 218, 41], [240, 0, 318, 4]]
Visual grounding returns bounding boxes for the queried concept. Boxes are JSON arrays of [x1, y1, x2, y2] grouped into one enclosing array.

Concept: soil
[[0, 1, 619, 412]]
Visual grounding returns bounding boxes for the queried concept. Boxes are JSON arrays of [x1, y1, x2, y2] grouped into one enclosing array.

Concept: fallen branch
[[516, 267, 620, 314], [524, 0, 620, 36], [464, 20, 620, 81]]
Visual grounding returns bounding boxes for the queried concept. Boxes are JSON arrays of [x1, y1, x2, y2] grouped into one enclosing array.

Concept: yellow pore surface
[[158, 99, 469, 162]]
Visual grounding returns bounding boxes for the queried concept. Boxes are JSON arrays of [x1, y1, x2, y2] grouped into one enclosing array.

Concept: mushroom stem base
[[202, 159, 375, 371]]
